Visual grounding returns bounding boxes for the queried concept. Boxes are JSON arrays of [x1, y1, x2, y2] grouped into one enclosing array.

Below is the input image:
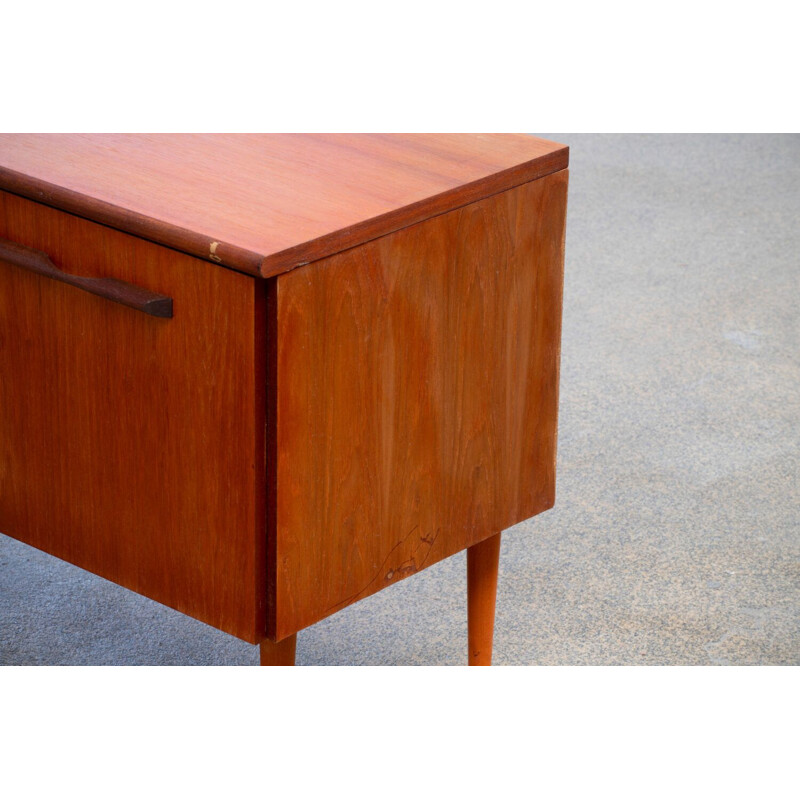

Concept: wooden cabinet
[[0, 134, 568, 664]]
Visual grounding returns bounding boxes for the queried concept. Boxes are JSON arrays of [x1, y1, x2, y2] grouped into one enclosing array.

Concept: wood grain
[[0, 190, 266, 643], [0, 134, 568, 278], [271, 170, 568, 638]]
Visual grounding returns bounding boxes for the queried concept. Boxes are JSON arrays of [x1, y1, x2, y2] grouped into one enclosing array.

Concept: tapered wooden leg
[[260, 633, 297, 666], [467, 532, 502, 666]]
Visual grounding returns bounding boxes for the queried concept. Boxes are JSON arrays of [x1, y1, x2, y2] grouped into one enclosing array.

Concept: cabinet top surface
[[0, 133, 567, 278]]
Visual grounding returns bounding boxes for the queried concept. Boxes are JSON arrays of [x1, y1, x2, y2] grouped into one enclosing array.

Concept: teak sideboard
[[0, 134, 568, 665]]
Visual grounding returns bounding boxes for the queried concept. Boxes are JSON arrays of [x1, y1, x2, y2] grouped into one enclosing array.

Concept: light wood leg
[[467, 532, 502, 666], [260, 633, 297, 666]]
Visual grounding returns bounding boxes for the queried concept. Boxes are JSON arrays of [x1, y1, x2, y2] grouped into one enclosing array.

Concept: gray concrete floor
[[1, 134, 798, 665]]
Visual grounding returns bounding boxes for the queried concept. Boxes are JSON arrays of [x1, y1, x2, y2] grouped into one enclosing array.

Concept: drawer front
[[0, 190, 265, 643]]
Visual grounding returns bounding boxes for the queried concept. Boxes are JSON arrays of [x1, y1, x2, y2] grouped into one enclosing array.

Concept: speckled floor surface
[[2, 134, 798, 665]]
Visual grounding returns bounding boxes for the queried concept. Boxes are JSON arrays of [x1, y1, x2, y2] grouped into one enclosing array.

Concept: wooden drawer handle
[[0, 237, 173, 318]]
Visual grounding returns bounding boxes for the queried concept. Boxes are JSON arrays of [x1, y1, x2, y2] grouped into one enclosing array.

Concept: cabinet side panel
[[0, 191, 265, 643], [275, 170, 567, 637]]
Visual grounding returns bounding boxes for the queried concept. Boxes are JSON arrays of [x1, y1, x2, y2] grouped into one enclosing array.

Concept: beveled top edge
[[0, 134, 568, 278]]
